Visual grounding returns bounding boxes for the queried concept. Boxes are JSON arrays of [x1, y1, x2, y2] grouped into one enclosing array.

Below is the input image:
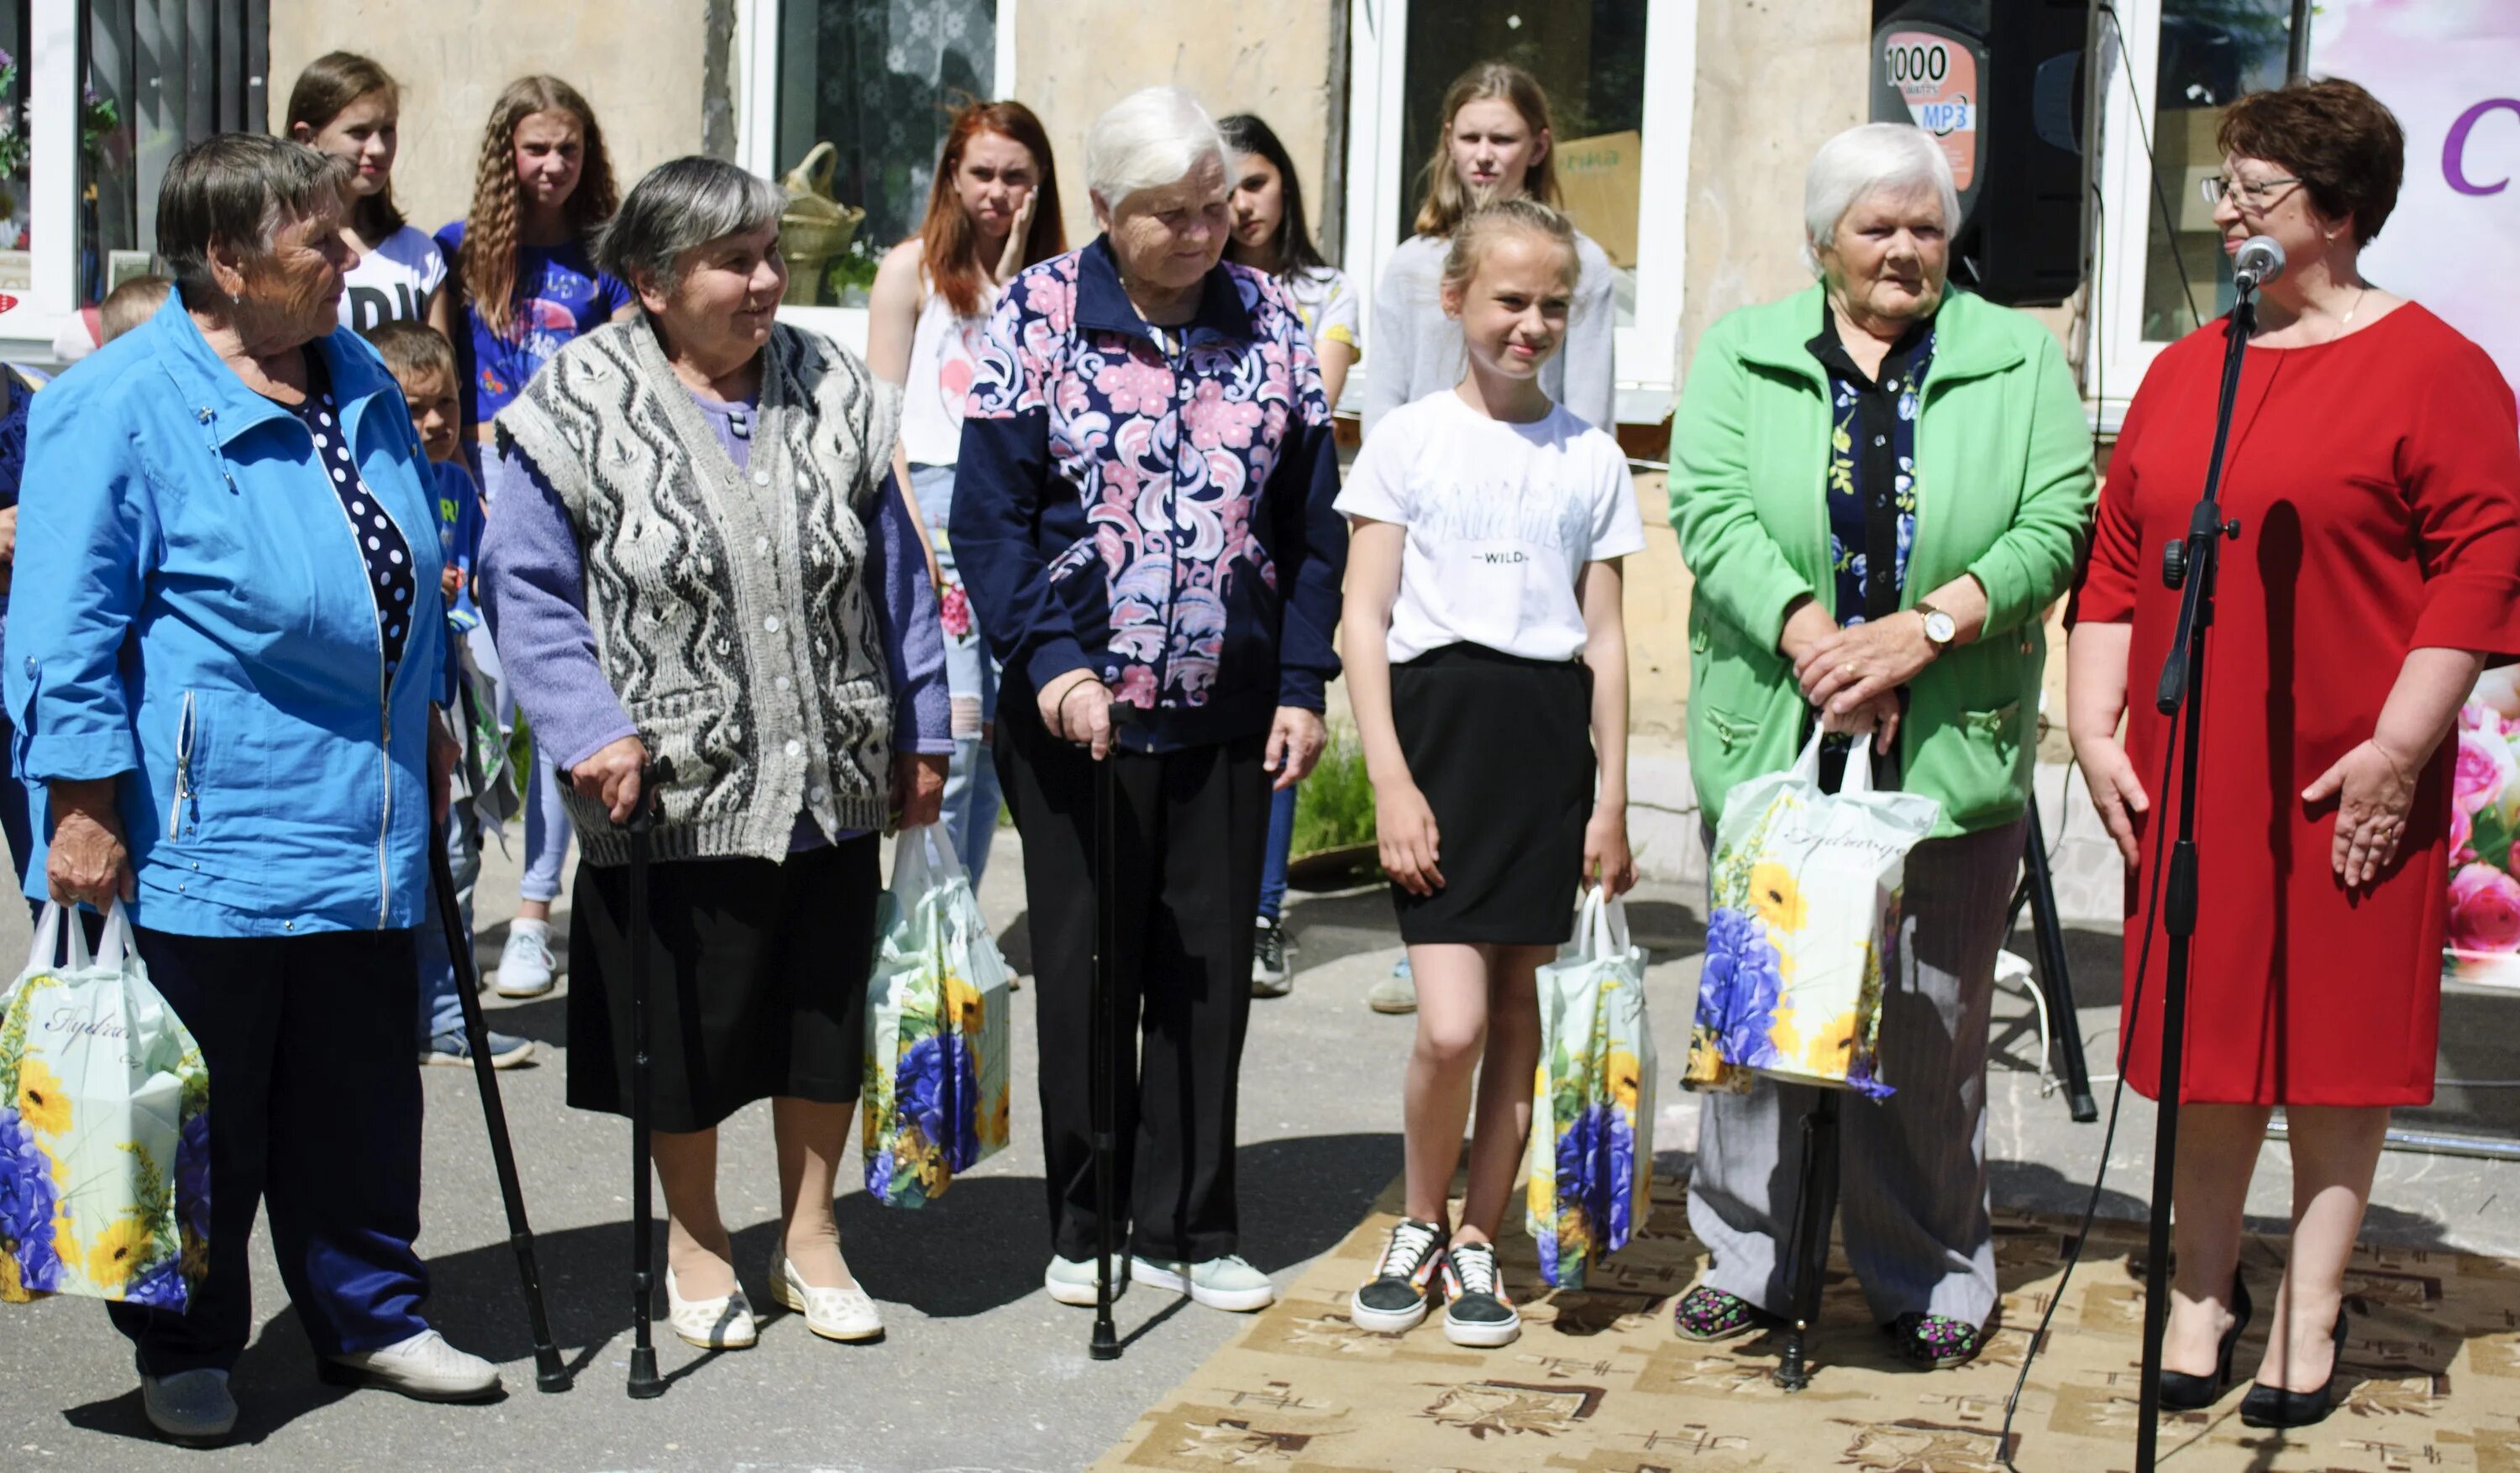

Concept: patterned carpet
[[1096, 1172, 2520, 1471]]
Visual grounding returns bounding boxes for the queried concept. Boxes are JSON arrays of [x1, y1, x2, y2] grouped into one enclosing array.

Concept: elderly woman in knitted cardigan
[[480, 157, 949, 1351]]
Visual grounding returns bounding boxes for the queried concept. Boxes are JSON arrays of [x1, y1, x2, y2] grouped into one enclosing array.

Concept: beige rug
[[1096, 1172, 2520, 1470]]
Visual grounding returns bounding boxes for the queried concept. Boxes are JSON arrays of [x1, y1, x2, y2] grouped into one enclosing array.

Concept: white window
[[2090, 0, 2302, 425], [741, 0, 1018, 356], [1342, 0, 1696, 425], [1, 0, 265, 359]]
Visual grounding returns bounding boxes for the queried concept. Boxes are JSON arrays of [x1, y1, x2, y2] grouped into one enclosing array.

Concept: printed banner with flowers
[[862, 828, 1014, 1208], [1525, 890, 1655, 1290], [1684, 735, 1940, 1098], [2444, 698, 2520, 988], [1, 905, 208, 1308]]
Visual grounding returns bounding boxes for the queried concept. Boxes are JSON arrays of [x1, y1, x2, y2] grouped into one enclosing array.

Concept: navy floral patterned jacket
[[951, 237, 1347, 752]]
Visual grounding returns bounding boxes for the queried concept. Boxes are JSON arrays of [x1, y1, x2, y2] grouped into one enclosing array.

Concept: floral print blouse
[[952, 238, 1348, 752], [1809, 310, 1936, 627]]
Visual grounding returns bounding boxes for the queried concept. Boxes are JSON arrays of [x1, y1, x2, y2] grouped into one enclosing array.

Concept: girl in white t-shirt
[[1219, 111, 1362, 999], [287, 52, 449, 333], [1340, 198, 1641, 1349], [866, 100, 1067, 887]]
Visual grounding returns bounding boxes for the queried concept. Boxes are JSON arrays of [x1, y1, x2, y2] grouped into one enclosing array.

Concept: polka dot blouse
[[278, 357, 419, 681]]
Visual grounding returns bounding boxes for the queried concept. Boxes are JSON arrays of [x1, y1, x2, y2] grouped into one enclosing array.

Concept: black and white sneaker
[[1441, 1240, 1521, 1347], [1349, 1218, 1446, 1332], [1252, 917, 1292, 998]]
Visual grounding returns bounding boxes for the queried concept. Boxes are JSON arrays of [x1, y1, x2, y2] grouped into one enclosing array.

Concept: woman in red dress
[[2069, 77, 2520, 1429]]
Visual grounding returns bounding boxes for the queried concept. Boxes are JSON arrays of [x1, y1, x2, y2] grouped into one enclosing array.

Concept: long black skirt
[[566, 836, 879, 1133], [1389, 642, 1593, 946]]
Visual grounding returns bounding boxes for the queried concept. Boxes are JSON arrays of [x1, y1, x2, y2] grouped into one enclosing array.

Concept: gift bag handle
[[23, 900, 96, 976], [94, 897, 138, 973], [1569, 885, 1634, 962], [889, 822, 971, 903], [1788, 726, 1876, 795]]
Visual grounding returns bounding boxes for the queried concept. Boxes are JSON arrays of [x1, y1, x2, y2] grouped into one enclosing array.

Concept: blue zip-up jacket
[[5, 290, 451, 937], [951, 239, 1347, 752]]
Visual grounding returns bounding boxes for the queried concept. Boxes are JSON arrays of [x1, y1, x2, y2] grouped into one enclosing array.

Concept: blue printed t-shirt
[[433, 457, 486, 632], [432, 220, 634, 428]]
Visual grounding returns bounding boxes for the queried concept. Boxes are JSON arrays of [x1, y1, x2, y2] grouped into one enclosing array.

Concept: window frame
[[742, 0, 1020, 359], [1340, 0, 1699, 426], [0, 3, 86, 359]]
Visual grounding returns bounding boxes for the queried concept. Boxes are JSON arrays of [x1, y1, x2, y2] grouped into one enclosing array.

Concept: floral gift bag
[[2, 901, 209, 1307], [2445, 698, 2520, 988], [862, 826, 1014, 1208], [1685, 731, 1940, 1098], [1525, 888, 1655, 1290]]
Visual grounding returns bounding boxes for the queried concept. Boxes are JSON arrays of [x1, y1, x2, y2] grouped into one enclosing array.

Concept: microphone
[[2232, 234, 2286, 291]]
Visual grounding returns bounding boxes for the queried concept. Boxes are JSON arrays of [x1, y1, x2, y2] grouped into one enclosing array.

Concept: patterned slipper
[[1887, 1312, 1982, 1369], [1673, 1286, 1782, 1342]]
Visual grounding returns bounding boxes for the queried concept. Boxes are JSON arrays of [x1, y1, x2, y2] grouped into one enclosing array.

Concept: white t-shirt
[[339, 224, 449, 333], [1281, 265, 1361, 359], [1336, 390, 1645, 663]]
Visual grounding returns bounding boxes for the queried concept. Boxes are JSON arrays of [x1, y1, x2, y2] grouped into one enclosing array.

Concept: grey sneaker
[[1252, 917, 1291, 998], [318, 1328, 502, 1402], [1044, 1253, 1130, 1307], [1349, 1218, 1445, 1332], [419, 1030, 535, 1069], [1366, 955, 1417, 1014], [492, 920, 557, 999], [1132, 1253, 1277, 1313], [139, 1368, 236, 1446]]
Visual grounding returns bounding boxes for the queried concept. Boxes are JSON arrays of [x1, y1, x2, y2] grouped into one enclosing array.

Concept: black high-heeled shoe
[[2156, 1273, 2253, 1412], [2239, 1302, 2351, 1428]]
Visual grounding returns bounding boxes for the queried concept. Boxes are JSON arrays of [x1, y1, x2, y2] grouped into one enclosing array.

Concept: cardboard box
[[1558, 129, 1642, 269]]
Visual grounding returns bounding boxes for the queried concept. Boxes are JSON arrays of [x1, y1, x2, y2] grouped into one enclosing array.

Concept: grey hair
[[1799, 123, 1961, 275], [155, 134, 353, 296], [1085, 86, 1228, 208], [596, 155, 787, 293]]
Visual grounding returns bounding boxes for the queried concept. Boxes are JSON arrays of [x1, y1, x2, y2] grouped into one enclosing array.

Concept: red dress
[[2073, 305, 2520, 1106]]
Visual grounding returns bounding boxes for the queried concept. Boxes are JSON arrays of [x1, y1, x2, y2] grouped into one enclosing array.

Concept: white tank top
[[898, 277, 998, 468]]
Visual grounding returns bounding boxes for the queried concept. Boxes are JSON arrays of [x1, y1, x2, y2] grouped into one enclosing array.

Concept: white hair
[[1800, 123, 1962, 275], [1085, 86, 1229, 208]]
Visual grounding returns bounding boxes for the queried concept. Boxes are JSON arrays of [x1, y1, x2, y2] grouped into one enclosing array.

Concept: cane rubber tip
[[1090, 1342, 1121, 1361], [536, 1369, 572, 1393], [627, 1347, 664, 1399]]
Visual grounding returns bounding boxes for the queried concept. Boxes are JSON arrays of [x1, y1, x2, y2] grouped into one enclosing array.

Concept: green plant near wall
[[1290, 723, 1377, 857]]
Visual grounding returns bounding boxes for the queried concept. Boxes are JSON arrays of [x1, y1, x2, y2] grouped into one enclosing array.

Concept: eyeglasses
[[2200, 173, 2302, 207]]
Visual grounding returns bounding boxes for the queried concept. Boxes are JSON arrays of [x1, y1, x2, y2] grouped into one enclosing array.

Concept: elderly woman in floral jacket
[[952, 86, 1347, 1314]]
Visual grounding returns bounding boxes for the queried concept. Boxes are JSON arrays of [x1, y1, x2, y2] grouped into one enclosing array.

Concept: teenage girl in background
[[866, 100, 1066, 889], [1363, 61, 1615, 438], [1340, 198, 1640, 1349], [287, 51, 444, 333], [433, 75, 632, 1001], [1217, 111, 1360, 1001]]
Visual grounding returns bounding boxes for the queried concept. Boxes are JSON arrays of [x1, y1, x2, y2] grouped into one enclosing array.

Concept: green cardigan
[[1667, 284, 2096, 838]]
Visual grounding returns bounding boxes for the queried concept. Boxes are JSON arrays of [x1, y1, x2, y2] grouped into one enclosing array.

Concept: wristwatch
[[1914, 600, 1957, 655]]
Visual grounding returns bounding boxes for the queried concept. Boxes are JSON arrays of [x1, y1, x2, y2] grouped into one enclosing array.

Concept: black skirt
[[1389, 643, 1593, 946], [566, 836, 879, 1133]]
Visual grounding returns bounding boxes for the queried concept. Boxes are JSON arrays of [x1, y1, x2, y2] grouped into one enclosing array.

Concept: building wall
[[265, 0, 724, 239], [1013, 0, 1344, 248]]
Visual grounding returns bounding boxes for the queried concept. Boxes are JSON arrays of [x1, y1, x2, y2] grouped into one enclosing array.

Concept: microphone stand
[[2132, 281, 2255, 1471]]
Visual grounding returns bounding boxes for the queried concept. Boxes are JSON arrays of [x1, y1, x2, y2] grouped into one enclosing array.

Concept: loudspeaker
[[1870, 0, 2093, 307]]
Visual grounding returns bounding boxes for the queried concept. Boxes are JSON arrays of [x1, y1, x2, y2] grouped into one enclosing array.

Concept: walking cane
[[1089, 707, 1131, 1361], [427, 815, 571, 1393], [561, 754, 675, 1399]]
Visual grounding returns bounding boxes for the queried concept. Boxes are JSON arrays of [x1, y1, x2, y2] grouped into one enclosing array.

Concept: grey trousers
[[1686, 817, 2027, 1327]]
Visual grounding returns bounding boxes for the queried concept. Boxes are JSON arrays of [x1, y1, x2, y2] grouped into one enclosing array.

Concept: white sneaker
[[492, 919, 557, 999], [320, 1328, 502, 1401], [1044, 1254, 1129, 1307], [664, 1263, 759, 1349], [767, 1247, 884, 1342], [1132, 1253, 1278, 1313]]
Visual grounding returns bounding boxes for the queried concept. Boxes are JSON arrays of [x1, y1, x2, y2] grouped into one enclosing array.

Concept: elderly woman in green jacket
[[1667, 123, 2095, 1370]]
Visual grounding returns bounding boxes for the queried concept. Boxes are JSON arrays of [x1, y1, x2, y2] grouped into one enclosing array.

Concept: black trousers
[[108, 926, 432, 1375], [996, 698, 1269, 1264]]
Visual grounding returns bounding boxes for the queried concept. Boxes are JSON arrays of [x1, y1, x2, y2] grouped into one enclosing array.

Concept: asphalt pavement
[[3, 823, 2515, 1472]]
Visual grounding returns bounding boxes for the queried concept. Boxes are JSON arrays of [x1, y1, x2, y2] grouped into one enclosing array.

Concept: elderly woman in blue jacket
[[3, 135, 499, 1446], [953, 87, 1347, 1314]]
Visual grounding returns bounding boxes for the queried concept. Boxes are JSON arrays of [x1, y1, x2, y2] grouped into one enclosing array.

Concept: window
[[772, 0, 997, 307], [1399, 0, 1649, 326], [1345, 0, 1695, 423], [2137, 0, 2293, 343]]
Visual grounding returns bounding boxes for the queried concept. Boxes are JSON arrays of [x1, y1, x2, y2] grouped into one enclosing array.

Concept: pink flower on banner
[[2449, 863, 2520, 956], [2452, 801, 2476, 866], [2454, 729, 2508, 814], [939, 583, 972, 639]]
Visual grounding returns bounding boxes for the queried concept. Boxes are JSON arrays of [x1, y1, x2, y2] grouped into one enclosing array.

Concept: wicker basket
[[779, 142, 864, 305]]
